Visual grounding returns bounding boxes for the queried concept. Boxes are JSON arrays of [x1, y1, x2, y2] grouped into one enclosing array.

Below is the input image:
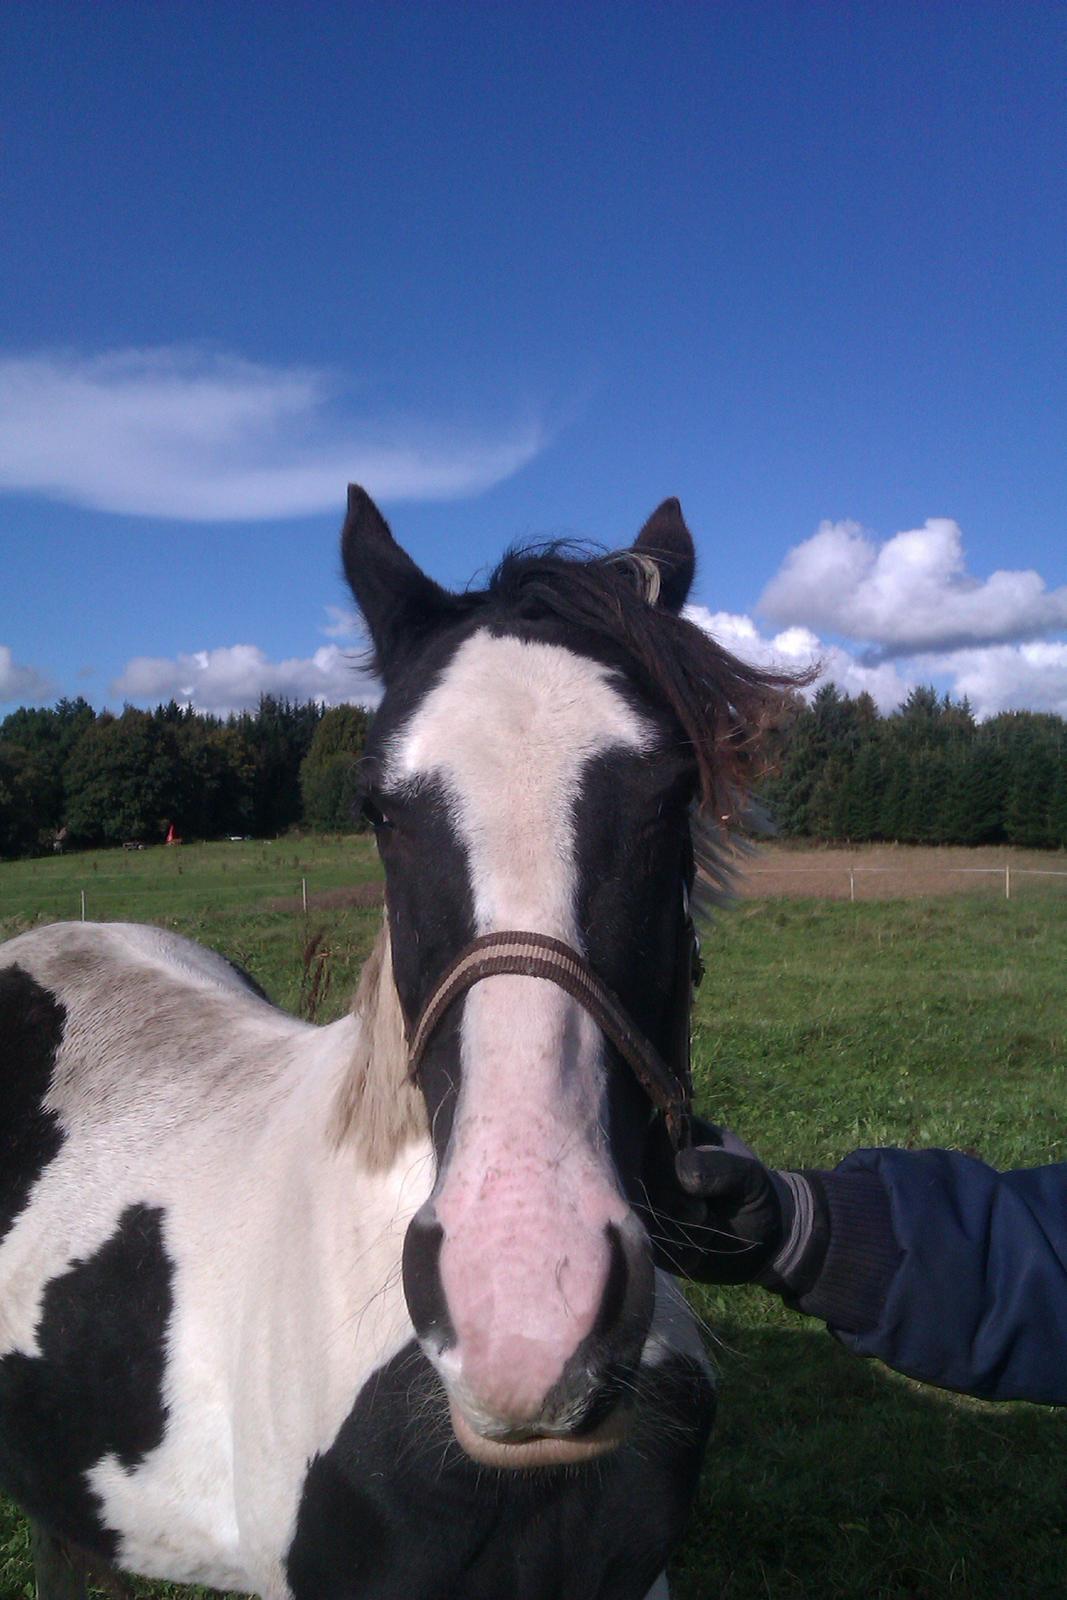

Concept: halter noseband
[[406, 927, 700, 1151]]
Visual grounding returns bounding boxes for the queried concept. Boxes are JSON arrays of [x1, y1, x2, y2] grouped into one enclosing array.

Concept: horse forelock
[[479, 543, 806, 818]]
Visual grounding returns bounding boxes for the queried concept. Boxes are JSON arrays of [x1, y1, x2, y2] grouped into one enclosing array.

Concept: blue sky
[[2, 2, 1064, 719]]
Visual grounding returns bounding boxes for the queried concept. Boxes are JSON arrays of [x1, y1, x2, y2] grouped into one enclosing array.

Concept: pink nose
[[403, 1208, 653, 1435], [458, 1331, 572, 1425], [440, 1206, 613, 1418]]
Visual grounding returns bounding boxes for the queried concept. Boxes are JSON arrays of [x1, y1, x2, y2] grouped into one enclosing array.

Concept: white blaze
[[389, 631, 654, 1427]]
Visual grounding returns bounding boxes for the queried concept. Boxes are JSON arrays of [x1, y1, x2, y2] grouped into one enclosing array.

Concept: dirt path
[[733, 843, 1067, 900]]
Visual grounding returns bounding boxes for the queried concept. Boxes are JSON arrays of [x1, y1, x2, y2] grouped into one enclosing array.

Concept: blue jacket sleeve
[[795, 1149, 1067, 1404]]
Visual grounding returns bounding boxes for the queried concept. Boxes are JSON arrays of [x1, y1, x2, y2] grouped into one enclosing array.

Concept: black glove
[[641, 1118, 829, 1292]]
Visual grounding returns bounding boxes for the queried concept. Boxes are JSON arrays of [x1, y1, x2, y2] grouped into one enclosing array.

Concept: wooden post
[[80, 890, 86, 922], [849, 867, 855, 903], [1005, 864, 1011, 900], [301, 877, 308, 914], [30, 1522, 87, 1600]]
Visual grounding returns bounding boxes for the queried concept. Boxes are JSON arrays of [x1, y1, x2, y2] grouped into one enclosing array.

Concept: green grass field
[[2, 840, 1066, 1598], [0, 838, 387, 1026]]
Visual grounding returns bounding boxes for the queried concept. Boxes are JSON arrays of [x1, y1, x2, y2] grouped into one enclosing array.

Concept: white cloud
[[760, 519, 1067, 656], [687, 600, 1067, 723], [0, 645, 53, 706], [0, 346, 545, 522], [683, 605, 913, 714], [108, 618, 1067, 728], [921, 641, 1067, 720], [112, 643, 381, 716]]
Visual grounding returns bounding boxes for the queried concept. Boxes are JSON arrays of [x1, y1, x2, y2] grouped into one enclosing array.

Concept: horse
[[0, 486, 789, 1600]]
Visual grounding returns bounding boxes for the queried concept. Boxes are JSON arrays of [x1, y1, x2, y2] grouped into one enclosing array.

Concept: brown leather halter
[[406, 919, 702, 1151]]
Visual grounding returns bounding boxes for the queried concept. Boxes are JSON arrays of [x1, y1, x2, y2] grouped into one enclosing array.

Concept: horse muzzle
[[446, 1395, 630, 1468], [403, 1204, 654, 1469]]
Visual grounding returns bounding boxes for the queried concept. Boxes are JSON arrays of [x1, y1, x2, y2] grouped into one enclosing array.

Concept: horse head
[[342, 486, 778, 1468]]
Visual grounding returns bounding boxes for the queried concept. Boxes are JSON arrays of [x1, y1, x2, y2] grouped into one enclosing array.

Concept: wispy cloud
[[0, 346, 546, 522], [0, 645, 53, 706], [320, 605, 363, 640], [112, 642, 381, 716], [760, 519, 1067, 658]]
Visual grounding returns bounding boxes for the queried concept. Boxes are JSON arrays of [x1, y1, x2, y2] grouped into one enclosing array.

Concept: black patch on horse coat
[[0, 1204, 173, 1558], [571, 745, 698, 1205], [400, 1217, 455, 1353], [369, 775, 476, 1034], [359, 745, 475, 1162], [286, 1339, 714, 1600], [0, 966, 68, 1248]]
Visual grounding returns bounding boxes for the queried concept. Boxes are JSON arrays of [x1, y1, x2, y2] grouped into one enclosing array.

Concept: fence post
[[80, 889, 86, 921], [301, 877, 308, 914], [1005, 864, 1011, 900], [849, 867, 855, 903]]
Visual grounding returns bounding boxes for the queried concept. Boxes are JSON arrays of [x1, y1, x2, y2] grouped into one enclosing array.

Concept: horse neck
[[331, 917, 429, 1173]]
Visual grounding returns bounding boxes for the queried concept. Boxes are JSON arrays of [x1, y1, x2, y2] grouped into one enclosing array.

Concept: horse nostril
[[590, 1222, 631, 1341], [595, 1220, 654, 1349], [542, 1220, 654, 1433], [402, 1208, 454, 1353]]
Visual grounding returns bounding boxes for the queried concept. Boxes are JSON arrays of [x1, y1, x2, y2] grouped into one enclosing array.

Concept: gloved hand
[[640, 1117, 829, 1292]]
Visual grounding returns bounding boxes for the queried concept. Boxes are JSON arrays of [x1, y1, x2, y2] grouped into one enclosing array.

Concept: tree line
[[763, 685, 1067, 849], [1, 685, 1065, 860], [0, 697, 371, 858]]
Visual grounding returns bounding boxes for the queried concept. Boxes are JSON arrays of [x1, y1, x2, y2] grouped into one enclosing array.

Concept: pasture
[[2, 839, 1066, 1599]]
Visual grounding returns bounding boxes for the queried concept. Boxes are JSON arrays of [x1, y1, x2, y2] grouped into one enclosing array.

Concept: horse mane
[[480, 544, 809, 819], [331, 917, 427, 1170]]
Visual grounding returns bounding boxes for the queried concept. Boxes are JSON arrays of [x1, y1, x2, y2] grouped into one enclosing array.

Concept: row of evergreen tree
[[2, 686, 1066, 859], [763, 686, 1067, 849], [0, 697, 371, 858]]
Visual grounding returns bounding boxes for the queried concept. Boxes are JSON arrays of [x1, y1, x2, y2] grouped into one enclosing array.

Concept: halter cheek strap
[[406, 929, 696, 1150]]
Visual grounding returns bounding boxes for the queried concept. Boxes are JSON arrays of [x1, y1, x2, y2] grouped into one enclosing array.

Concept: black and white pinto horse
[[0, 489, 786, 1599]]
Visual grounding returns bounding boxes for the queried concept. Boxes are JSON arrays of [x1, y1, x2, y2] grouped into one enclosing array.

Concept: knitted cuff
[[757, 1170, 830, 1296], [792, 1168, 901, 1333]]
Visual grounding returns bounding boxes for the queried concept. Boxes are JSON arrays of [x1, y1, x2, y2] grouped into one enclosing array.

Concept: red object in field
[[165, 824, 182, 846]]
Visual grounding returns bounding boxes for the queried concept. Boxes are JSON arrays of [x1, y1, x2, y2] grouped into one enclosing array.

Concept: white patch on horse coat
[[389, 632, 658, 1425], [0, 921, 433, 1596]]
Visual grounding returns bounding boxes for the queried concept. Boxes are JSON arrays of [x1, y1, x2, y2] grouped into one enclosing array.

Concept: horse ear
[[631, 498, 695, 613], [341, 485, 457, 681]]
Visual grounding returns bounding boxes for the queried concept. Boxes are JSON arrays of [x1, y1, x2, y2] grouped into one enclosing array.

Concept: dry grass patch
[[734, 842, 1067, 901]]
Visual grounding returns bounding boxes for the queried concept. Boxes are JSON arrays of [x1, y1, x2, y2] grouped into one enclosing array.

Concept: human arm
[[651, 1131, 1067, 1405]]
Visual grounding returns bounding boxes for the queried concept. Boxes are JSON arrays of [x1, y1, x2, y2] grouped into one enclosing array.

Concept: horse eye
[[360, 796, 392, 831]]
